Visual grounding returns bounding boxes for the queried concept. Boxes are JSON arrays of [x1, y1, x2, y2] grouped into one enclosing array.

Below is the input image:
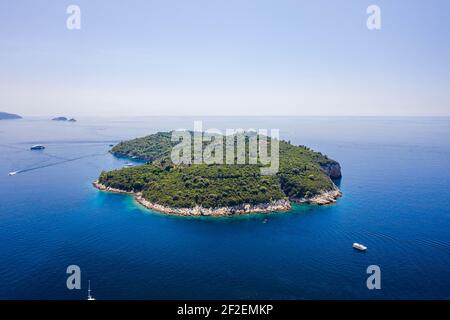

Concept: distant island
[[94, 132, 342, 216], [0, 112, 22, 120], [52, 117, 76, 122]]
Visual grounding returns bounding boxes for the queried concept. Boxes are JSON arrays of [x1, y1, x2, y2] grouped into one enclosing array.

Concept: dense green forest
[[111, 132, 175, 162], [99, 132, 341, 208]]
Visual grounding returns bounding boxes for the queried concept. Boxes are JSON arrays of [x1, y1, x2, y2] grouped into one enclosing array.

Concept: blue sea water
[[0, 117, 449, 300]]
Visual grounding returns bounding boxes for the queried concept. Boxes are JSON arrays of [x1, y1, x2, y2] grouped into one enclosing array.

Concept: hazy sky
[[1, 0, 449, 116]]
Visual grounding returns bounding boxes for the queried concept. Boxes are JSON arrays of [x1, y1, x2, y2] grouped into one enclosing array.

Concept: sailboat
[[87, 280, 96, 300]]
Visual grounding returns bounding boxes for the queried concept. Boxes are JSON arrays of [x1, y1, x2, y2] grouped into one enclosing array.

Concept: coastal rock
[[135, 194, 292, 216], [292, 188, 342, 206], [92, 181, 133, 194], [321, 162, 342, 179]]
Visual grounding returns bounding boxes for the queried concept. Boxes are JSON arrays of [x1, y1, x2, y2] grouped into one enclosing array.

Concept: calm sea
[[0, 117, 449, 299]]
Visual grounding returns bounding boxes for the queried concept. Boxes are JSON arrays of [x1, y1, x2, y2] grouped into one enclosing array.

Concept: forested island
[[94, 132, 342, 216], [0, 112, 22, 120]]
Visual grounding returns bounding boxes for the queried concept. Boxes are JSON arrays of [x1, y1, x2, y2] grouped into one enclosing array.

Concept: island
[[52, 117, 77, 122], [94, 132, 342, 216], [0, 112, 22, 120]]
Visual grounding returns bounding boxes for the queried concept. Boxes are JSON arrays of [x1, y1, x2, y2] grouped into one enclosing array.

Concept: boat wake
[[7, 152, 107, 175]]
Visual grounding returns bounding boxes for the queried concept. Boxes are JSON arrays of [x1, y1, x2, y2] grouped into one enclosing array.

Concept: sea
[[0, 116, 449, 299]]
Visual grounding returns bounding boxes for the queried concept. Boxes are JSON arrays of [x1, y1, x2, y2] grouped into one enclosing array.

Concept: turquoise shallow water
[[0, 117, 449, 299]]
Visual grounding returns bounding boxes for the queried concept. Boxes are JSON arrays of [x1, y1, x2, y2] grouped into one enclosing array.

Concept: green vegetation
[[99, 132, 341, 208], [111, 132, 175, 162]]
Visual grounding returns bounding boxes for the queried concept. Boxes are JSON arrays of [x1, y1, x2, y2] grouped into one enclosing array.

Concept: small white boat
[[352, 243, 367, 251], [124, 162, 134, 167], [8, 171, 18, 176]]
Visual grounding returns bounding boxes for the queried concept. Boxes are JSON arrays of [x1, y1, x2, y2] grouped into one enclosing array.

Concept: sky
[[0, 0, 449, 117]]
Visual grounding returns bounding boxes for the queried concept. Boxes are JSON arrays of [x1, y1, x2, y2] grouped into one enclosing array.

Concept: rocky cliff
[[320, 162, 342, 179]]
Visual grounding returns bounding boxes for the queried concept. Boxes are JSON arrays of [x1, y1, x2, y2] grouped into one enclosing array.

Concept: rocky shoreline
[[93, 181, 341, 216], [292, 188, 342, 205]]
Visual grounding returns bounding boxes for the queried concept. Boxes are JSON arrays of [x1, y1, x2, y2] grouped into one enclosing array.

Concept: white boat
[[352, 243, 367, 251], [8, 171, 18, 176], [125, 162, 134, 167], [87, 280, 95, 300]]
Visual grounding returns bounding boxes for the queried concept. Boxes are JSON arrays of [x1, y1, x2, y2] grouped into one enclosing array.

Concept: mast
[[87, 280, 95, 300]]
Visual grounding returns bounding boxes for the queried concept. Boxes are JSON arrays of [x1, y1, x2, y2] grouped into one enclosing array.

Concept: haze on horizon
[[1, 0, 449, 117]]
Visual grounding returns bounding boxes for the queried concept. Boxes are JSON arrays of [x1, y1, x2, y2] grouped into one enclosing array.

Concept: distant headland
[[52, 117, 77, 122], [0, 112, 22, 120], [94, 131, 342, 216]]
